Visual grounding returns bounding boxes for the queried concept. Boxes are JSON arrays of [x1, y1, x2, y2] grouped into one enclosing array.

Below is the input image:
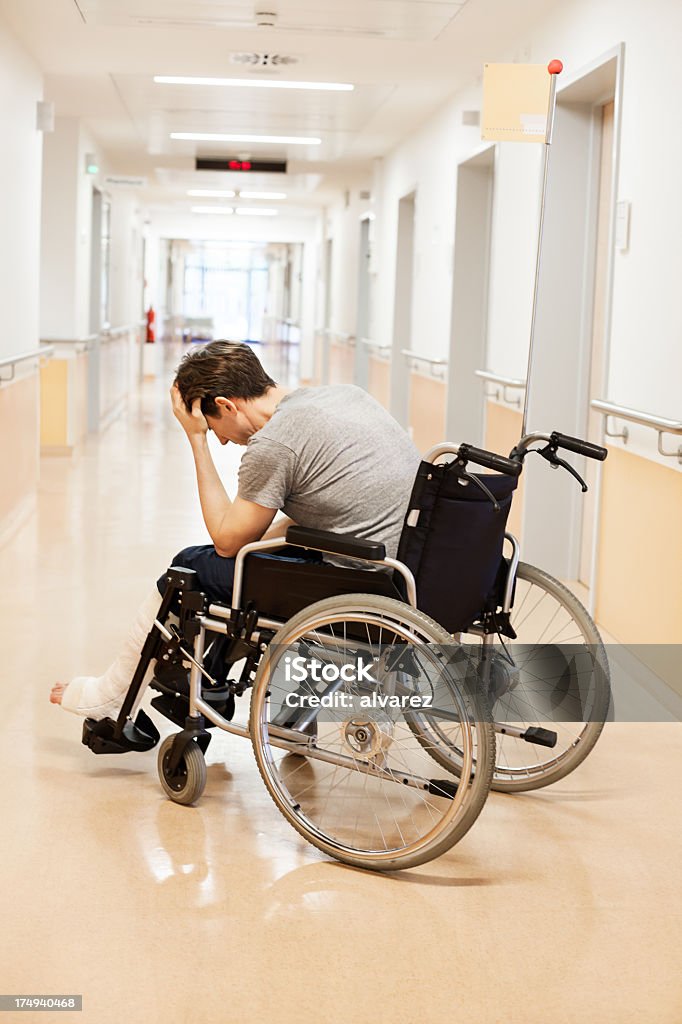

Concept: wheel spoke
[[250, 595, 493, 868]]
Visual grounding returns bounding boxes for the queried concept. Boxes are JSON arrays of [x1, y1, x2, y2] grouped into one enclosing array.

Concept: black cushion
[[286, 525, 386, 561], [242, 554, 402, 626]]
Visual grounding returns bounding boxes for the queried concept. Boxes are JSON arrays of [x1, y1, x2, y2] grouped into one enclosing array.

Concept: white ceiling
[[75, 0, 468, 41], [0, 0, 564, 211]]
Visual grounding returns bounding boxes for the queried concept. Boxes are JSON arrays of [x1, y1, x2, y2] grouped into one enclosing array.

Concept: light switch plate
[[615, 200, 631, 251]]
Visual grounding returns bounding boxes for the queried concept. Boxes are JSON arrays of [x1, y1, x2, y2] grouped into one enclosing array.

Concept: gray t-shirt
[[237, 384, 421, 560]]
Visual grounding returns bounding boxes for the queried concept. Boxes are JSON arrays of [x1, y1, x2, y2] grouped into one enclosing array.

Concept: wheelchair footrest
[[521, 726, 558, 748], [427, 779, 459, 800], [82, 709, 160, 755]]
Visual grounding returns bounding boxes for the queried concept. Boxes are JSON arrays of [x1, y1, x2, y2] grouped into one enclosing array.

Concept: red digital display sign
[[195, 158, 287, 173]]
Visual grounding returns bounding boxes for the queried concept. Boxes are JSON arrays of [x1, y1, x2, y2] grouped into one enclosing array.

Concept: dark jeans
[[156, 543, 322, 605], [154, 544, 322, 689]]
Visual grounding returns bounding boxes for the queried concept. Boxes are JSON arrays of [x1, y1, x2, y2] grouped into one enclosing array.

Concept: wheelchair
[[82, 428, 611, 872]]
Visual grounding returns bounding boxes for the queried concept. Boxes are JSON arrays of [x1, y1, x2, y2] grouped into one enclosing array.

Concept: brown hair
[[174, 340, 277, 416]]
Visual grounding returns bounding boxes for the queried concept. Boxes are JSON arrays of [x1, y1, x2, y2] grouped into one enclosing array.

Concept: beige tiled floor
[[1, 349, 681, 1024]]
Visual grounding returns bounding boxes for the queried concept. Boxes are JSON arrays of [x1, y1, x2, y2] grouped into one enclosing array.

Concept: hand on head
[[170, 382, 208, 437]]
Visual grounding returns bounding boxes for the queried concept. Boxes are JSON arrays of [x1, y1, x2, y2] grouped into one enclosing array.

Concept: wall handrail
[[273, 317, 301, 345], [475, 368, 527, 408], [0, 346, 54, 383], [328, 331, 356, 347], [42, 322, 142, 348], [361, 337, 391, 353], [591, 398, 682, 462], [41, 335, 98, 349], [101, 323, 141, 341], [474, 369, 527, 388], [401, 349, 447, 365], [401, 349, 447, 379]]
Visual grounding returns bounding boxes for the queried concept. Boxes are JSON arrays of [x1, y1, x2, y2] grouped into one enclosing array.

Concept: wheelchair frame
[[81, 429, 608, 866], [83, 442, 520, 774]]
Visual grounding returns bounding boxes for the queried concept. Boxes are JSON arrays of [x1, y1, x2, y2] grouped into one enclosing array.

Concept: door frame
[[389, 189, 417, 428], [519, 43, 624, 593], [355, 214, 373, 389], [446, 145, 496, 444]]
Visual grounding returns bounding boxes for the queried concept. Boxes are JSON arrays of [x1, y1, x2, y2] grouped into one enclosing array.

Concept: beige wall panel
[[74, 351, 89, 446], [0, 372, 39, 537], [409, 373, 446, 455], [368, 356, 390, 409], [484, 400, 524, 539], [100, 336, 130, 425], [596, 445, 682, 643], [329, 342, 354, 385], [40, 359, 69, 448]]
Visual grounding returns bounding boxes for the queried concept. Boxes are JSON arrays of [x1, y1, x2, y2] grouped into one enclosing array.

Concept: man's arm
[[171, 385, 277, 557], [260, 514, 296, 541]]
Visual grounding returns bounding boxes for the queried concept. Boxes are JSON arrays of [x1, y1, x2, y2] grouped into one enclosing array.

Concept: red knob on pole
[[547, 59, 563, 75]]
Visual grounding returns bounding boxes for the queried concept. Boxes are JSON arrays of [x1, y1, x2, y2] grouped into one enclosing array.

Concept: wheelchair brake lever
[[538, 444, 588, 492]]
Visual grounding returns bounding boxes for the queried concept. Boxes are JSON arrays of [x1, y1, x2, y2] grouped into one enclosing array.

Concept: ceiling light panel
[[239, 191, 287, 200], [171, 132, 321, 145], [235, 208, 278, 216], [154, 76, 353, 92], [187, 189, 236, 197], [191, 206, 234, 214]]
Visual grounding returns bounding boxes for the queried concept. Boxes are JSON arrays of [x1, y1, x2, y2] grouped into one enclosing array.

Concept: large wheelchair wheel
[[411, 563, 610, 793], [249, 594, 495, 871]]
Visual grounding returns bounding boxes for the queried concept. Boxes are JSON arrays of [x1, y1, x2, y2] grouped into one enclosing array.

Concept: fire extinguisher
[[146, 306, 156, 343]]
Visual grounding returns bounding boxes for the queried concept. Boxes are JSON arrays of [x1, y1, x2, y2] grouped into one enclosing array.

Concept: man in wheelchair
[[49, 339, 422, 721], [47, 338, 611, 869]]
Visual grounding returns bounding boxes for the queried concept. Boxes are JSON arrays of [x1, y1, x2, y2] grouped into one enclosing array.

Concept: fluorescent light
[[187, 188, 236, 198], [191, 206, 234, 214], [235, 207, 278, 216], [239, 191, 287, 200], [171, 132, 321, 145], [155, 75, 353, 92]]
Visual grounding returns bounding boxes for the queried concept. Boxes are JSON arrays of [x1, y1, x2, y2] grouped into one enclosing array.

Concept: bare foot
[[50, 681, 68, 705]]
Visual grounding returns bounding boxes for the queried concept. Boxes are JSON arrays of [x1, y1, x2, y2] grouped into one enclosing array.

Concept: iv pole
[[520, 59, 564, 437]]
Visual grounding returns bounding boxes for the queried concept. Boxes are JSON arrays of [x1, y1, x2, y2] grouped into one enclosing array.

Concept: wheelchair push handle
[[550, 431, 607, 461], [457, 443, 522, 477]]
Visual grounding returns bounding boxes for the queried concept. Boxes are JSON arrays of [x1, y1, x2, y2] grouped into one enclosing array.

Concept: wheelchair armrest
[[285, 525, 386, 561]]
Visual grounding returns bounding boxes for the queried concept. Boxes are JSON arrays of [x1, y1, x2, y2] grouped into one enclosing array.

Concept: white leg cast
[[61, 587, 163, 720]]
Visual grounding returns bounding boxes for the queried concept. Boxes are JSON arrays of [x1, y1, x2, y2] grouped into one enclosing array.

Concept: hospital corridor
[[0, 1, 681, 1022]]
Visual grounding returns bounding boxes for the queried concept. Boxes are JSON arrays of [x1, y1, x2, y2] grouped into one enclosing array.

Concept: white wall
[[40, 118, 101, 339], [108, 191, 144, 328], [352, 0, 682, 463], [0, 17, 43, 360], [41, 120, 144, 339], [324, 189, 371, 338], [39, 118, 80, 339]]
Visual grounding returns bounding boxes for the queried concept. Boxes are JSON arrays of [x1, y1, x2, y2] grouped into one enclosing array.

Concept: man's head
[[174, 340, 278, 445]]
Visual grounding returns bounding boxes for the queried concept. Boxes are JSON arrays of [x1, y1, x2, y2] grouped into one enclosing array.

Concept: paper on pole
[[481, 63, 550, 142]]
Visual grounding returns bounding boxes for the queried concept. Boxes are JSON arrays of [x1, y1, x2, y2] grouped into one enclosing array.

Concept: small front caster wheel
[[158, 734, 207, 805]]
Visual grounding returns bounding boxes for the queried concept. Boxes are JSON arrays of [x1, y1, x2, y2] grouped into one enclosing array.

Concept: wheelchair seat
[[241, 546, 405, 624]]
